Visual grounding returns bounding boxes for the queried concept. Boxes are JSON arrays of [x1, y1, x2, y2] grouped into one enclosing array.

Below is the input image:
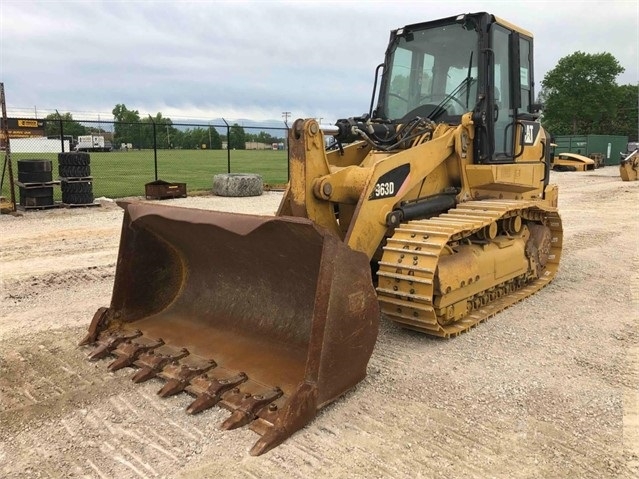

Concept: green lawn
[[2, 149, 289, 200]]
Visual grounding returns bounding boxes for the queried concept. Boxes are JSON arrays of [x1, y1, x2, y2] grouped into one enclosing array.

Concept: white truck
[[76, 135, 112, 152]]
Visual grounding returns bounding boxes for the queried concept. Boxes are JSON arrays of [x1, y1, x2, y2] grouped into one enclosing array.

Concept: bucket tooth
[[249, 382, 319, 456], [79, 307, 110, 346], [158, 378, 188, 398], [87, 343, 112, 361], [157, 356, 216, 398], [185, 393, 217, 415], [87, 330, 142, 361], [108, 337, 164, 372], [132, 366, 158, 384], [186, 372, 248, 415], [108, 355, 136, 372], [221, 387, 283, 430], [131, 345, 190, 383]]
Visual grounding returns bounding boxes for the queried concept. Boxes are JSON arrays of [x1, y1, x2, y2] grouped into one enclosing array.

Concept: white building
[[10, 137, 70, 153]]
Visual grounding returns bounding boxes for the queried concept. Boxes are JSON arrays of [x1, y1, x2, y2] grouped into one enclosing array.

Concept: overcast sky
[[1, 0, 637, 124]]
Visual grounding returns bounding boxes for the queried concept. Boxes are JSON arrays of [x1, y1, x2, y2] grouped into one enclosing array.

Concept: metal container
[[145, 180, 187, 200], [553, 135, 629, 165]]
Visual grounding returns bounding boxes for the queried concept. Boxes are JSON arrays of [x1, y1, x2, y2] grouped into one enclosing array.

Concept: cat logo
[[521, 121, 540, 146], [524, 124, 534, 144]]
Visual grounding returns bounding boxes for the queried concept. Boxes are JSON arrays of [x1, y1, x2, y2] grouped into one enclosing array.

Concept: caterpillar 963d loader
[[81, 12, 562, 455]]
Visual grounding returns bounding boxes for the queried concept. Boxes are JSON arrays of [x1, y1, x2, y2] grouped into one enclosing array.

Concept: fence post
[[284, 119, 290, 181], [56, 110, 65, 152], [222, 118, 230, 173], [149, 116, 158, 181]]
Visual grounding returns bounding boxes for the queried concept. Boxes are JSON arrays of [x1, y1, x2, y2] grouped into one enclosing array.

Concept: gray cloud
[[1, 0, 637, 124]]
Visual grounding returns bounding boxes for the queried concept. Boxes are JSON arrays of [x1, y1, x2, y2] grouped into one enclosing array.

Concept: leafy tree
[[208, 126, 222, 149], [140, 113, 178, 149], [179, 127, 207, 149], [540, 52, 624, 135], [44, 112, 86, 138], [112, 104, 141, 147], [182, 126, 222, 149], [246, 131, 281, 145], [228, 123, 246, 149], [614, 84, 639, 141]]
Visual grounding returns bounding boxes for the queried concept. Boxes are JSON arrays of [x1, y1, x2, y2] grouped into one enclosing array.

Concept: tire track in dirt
[[0, 266, 115, 341], [0, 227, 119, 281], [2, 265, 115, 298], [0, 329, 120, 425]]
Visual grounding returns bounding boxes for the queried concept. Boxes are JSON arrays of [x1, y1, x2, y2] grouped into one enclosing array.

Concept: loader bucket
[[81, 201, 379, 455]]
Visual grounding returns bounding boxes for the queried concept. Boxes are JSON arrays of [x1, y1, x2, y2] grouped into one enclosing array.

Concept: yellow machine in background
[[81, 12, 562, 454], [0, 196, 13, 213], [551, 152, 596, 171], [620, 149, 639, 181]]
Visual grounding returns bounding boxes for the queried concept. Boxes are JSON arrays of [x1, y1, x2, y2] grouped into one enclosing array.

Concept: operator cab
[[376, 12, 537, 163]]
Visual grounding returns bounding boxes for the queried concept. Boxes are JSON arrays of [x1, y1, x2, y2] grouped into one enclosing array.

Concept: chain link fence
[[2, 117, 290, 202]]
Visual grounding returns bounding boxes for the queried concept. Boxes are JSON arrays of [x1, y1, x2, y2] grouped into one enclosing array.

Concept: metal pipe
[[222, 118, 230, 173], [149, 115, 158, 181], [387, 194, 457, 226], [401, 194, 457, 220], [320, 125, 340, 136]]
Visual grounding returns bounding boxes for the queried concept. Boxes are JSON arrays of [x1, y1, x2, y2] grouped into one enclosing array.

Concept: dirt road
[[1, 170, 637, 478]]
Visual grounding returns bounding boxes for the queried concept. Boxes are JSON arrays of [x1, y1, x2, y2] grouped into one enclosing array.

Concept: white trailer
[[76, 135, 111, 152]]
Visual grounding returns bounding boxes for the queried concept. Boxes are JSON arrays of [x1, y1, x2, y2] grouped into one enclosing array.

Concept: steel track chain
[[376, 199, 563, 337]]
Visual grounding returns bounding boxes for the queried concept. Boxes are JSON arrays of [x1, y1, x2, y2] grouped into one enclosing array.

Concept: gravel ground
[[0, 169, 637, 478]]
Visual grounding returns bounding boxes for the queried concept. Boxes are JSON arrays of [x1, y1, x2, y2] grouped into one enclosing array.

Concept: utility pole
[[1, 83, 17, 211], [282, 111, 291, 126]]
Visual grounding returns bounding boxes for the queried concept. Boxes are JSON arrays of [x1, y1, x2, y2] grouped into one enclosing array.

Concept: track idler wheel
[[476, 221, 498, 240], [501, 215, 522, 235]]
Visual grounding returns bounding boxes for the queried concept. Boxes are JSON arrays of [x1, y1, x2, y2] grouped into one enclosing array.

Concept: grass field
[[2, 149, 290, 201]]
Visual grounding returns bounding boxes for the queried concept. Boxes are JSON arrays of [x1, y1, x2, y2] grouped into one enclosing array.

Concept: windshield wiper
[[427, 51, 475, 121], [427, 75, 476, 121]]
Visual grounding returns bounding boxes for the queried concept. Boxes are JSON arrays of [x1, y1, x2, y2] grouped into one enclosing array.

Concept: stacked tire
[[17, 159, 54, 207], [58, 152, 94, 205], [18, 158, 53, 184]]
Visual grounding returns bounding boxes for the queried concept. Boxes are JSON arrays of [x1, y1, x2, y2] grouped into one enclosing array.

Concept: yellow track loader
[[81, 12, 562, 455], [620, 149, 638, 181]]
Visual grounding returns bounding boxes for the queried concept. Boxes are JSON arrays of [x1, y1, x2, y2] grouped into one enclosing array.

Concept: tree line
[[539, 51, 637, 140], [44, 104, 286, 150]]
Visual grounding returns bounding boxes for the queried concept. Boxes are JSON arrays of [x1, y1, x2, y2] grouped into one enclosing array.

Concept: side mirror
[[529, 103, 543, 113]]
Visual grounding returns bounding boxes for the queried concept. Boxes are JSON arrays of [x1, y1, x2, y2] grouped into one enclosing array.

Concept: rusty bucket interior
[[82, 201, 379, 455]]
